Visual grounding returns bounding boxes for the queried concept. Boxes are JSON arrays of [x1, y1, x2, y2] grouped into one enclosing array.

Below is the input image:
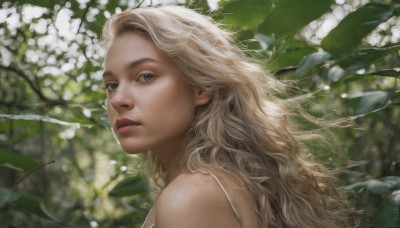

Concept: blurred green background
[[0, 0, 399, 227]]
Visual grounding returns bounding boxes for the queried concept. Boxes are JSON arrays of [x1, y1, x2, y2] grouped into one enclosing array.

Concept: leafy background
[[0, 0, 399, 227]]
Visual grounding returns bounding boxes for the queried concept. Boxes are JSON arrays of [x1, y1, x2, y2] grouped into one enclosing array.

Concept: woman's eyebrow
[[102, 71, 114, 79], [127, 57, 159, 70], [102, 58, 159, 79]]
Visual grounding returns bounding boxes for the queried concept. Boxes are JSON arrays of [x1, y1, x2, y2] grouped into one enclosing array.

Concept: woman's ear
[[193, 89, 212, 106]]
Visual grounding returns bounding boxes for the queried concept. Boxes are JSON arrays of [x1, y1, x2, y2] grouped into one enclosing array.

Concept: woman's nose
[[110, 85, 134, 111]]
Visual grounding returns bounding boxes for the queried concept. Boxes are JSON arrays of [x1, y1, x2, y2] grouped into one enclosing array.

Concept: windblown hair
[[102, 6, 349, 228]]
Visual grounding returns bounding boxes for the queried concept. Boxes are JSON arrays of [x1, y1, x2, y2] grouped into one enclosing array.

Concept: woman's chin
[[120, 144, 149, 154]]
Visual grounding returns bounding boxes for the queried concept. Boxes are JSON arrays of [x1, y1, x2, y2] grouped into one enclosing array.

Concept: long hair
[[102, 6, 349, 228]]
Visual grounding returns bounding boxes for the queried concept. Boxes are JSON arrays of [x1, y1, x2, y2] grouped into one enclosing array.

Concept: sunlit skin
[[103, 32, 210, 172]]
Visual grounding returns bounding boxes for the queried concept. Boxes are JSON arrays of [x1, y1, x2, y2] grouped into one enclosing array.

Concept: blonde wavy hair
[[102, 6, 350, 228]]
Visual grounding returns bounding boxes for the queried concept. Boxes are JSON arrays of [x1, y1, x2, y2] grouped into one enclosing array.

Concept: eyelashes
[[104, 81, 119, 91], [136, 73, 156, 82], [103, 73, 157, 93]]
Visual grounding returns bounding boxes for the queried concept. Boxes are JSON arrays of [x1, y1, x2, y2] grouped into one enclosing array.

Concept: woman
[[101, 6, 348, 228]]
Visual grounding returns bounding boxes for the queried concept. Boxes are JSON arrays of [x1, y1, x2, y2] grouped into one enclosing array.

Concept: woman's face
[[103, 32, 208, 155]]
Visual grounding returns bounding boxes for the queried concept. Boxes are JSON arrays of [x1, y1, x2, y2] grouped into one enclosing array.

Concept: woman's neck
[[152, 136, 187, 184]]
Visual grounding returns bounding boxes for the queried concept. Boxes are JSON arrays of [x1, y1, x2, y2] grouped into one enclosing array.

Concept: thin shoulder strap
[[141, 208, 154, 228], [207, 171, 241, 222]]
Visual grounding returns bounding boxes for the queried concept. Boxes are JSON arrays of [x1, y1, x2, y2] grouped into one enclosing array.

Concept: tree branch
[[77, 0, 97, 33], [0, 64, 67, 107], [12, 160, 55, 190], [135, 0, 146, 8], [274, 66, 297, 76]]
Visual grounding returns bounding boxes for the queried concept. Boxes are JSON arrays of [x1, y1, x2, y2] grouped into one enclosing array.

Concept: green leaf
[[109, 175, 149, 198], [235, 29, 258, 42], [345, 176, 400, 195], [221, 0, 272, 29], [294, 51, 331, 77], [0, 151, 39, 172], [338, 45, 400, 72], [0, 114, 91, 128], [327, 65, 346, 82], [70, 1, 85, 19], [372, 190, 400, 227], [87, 12, 107, 37], [367, 179, 391, 195], [0, 187, 21, 208], [259, 0, 334, 38], [255, 33, 274, 50], [269, 39, 317, 71], [380, 176, 400, 189], [187, 0, 211, 14], [14, 195, 67, 225], [347, 90, 390, 115], [321, 3, 395, 57], [341, 69, 400, 83], [364, 69, 400, 77], [345, 181, 367, 193]]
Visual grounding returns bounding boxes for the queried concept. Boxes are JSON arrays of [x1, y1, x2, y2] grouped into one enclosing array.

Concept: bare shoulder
[[154, 172, 241, 228]]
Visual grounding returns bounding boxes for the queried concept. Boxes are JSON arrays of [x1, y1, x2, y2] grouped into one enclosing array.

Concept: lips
[[115, 118, 140, 134]]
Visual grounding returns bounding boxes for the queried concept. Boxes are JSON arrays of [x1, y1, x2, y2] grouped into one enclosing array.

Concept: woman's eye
[[105, 82, 118, 91], [137, 73, 155, 82]]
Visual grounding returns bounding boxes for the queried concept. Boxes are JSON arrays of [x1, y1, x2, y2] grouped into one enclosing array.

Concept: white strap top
[[141, 170, 240, 228]]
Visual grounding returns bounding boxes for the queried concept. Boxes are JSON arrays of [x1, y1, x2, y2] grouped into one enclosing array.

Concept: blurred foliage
[[0, 0, 399, 227]]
